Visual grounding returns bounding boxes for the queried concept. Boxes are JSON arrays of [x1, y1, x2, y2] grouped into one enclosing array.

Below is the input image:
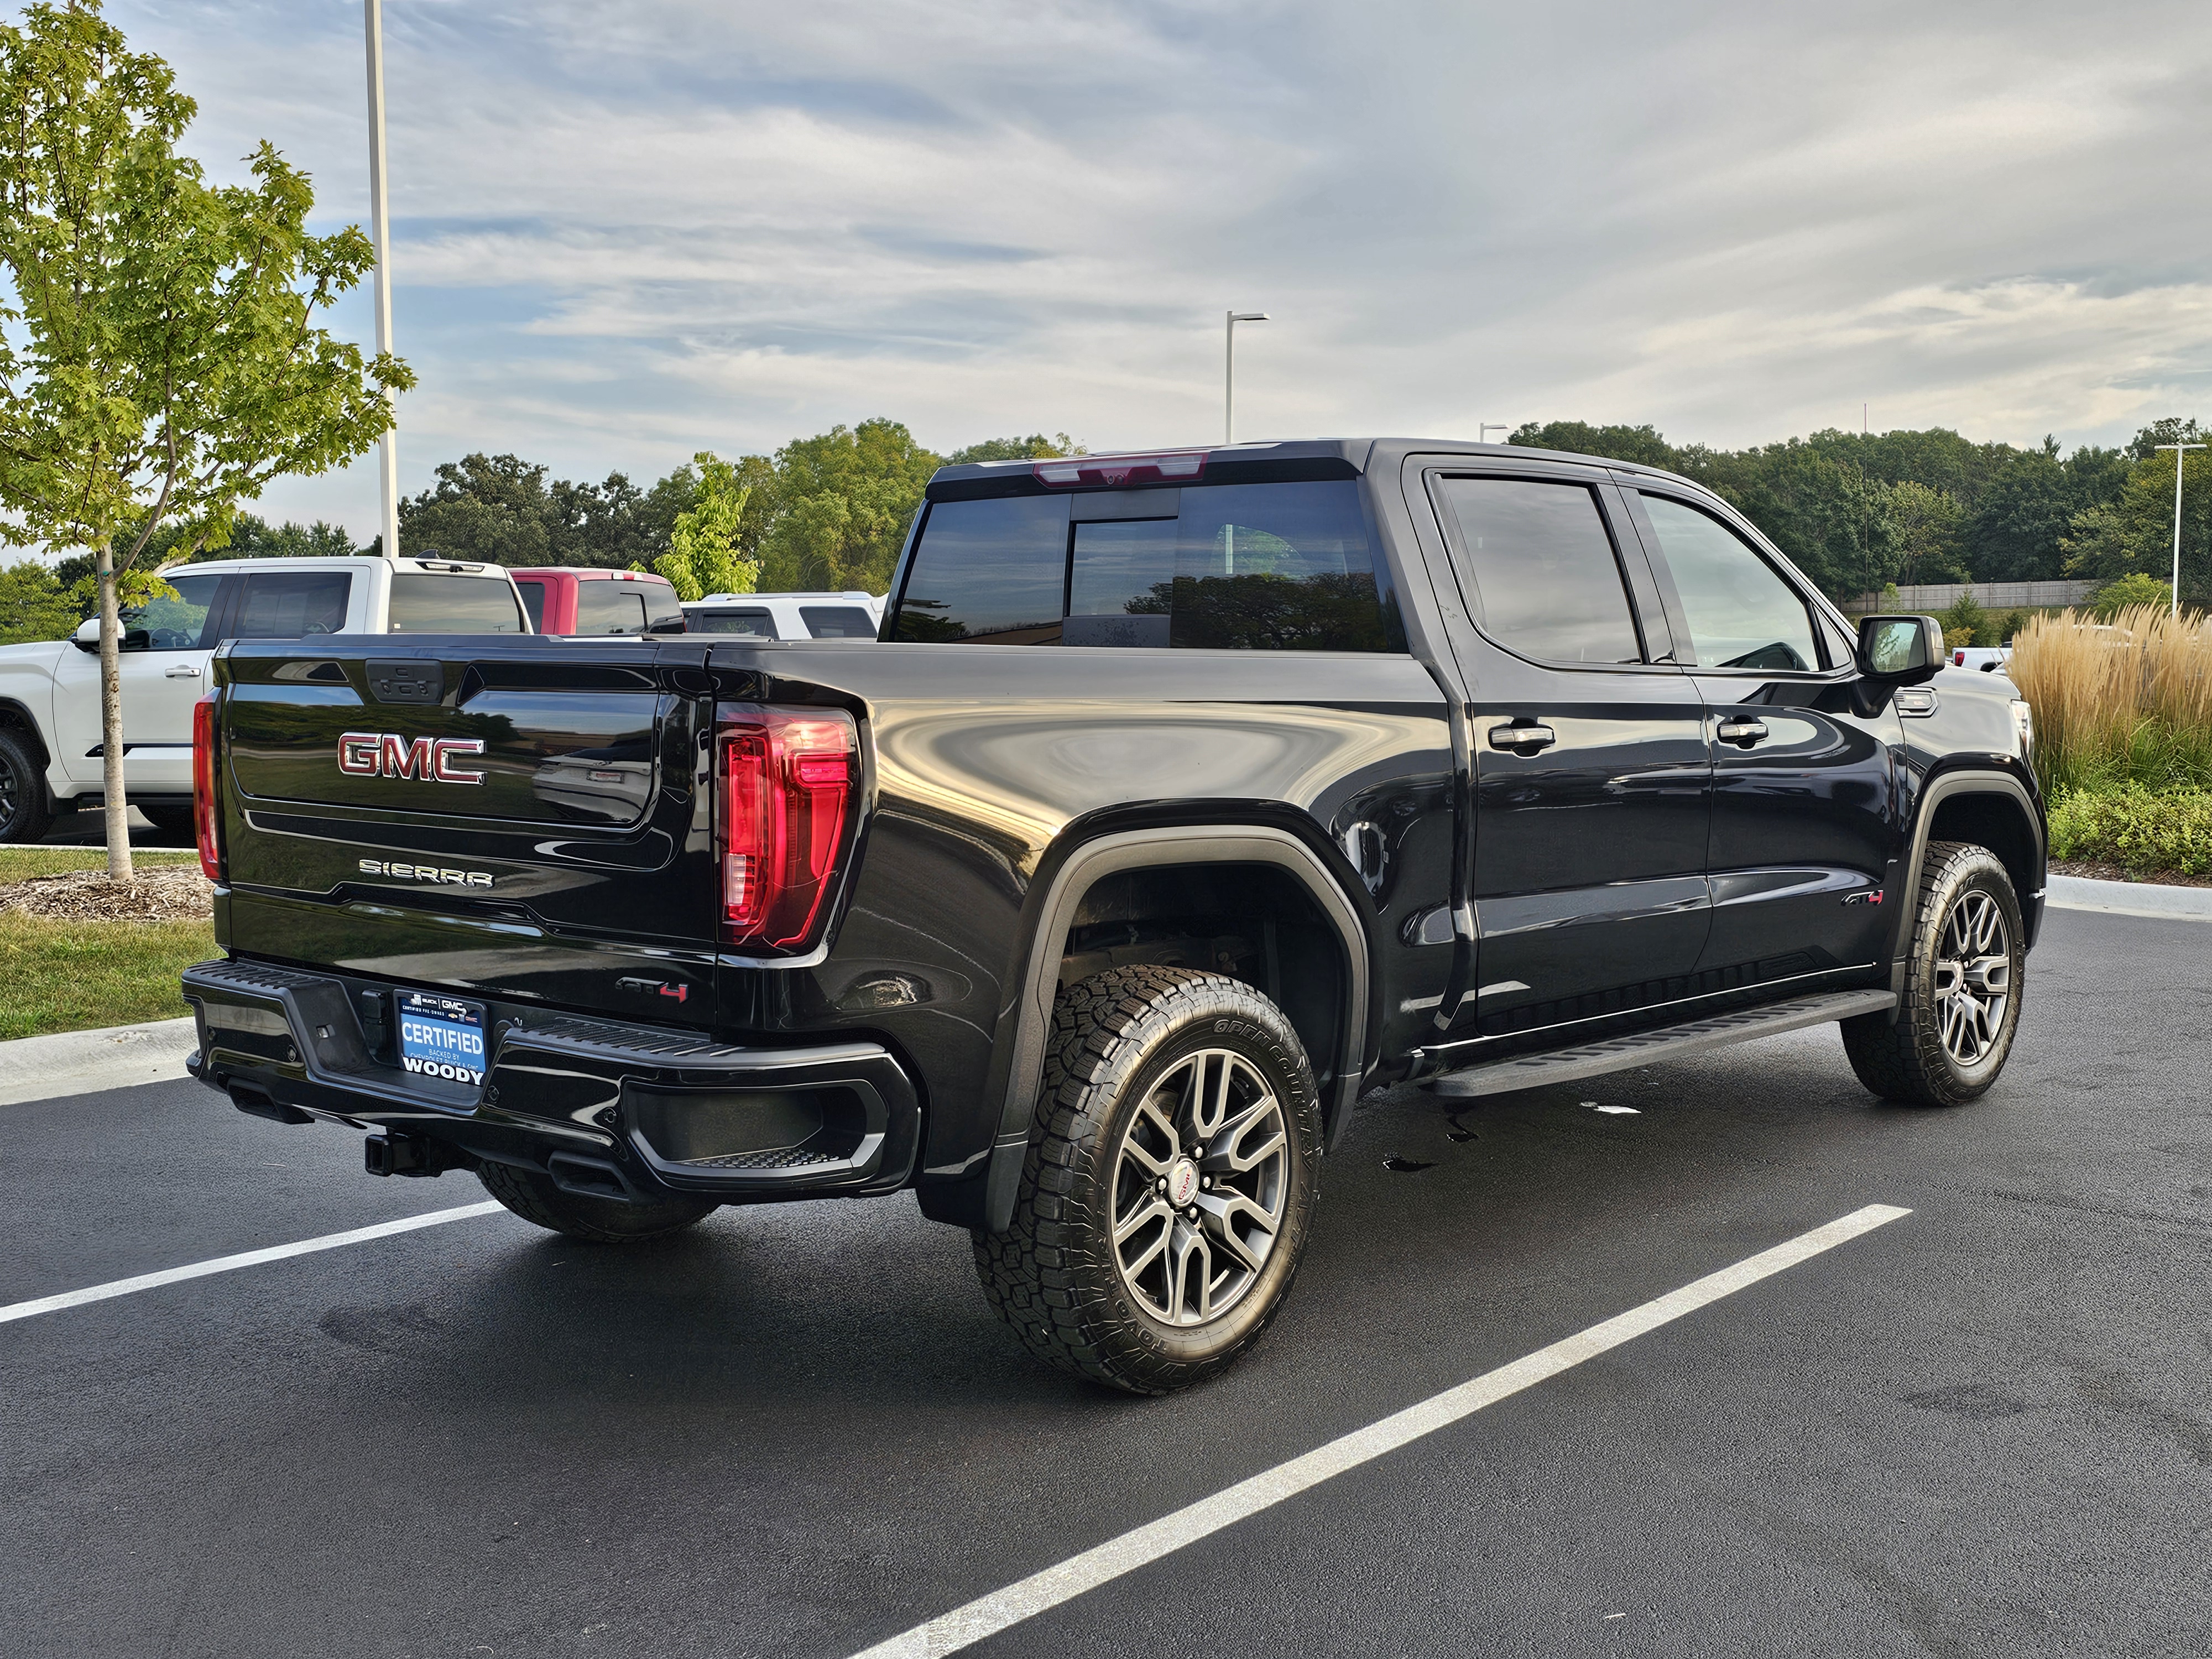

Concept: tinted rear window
[[890, 481, 1396, 651], [576, 581, 649, 635], [388, 574, 526, 633], [688, 607, 777, 637], [801, 605, 878, 639]]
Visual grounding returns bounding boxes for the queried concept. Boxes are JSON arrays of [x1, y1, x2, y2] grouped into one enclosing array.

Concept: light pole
[[2156, 441, 2204, 618], [364, 0, 399, 560], [1224, 311, 1267, 444]]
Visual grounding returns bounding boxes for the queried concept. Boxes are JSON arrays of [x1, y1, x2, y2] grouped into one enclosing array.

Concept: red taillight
[[717, 707, 857, 951], [1032, 450, 1207, 488], [191, 692, 222, 881], [1953, 650, 1965, 665]]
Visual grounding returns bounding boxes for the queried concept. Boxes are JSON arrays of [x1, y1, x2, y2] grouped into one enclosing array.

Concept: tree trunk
[[96, 542, 134, 883]]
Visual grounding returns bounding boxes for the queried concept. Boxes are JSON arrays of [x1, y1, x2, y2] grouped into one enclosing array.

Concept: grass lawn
[[0, 848, 210, 1040]]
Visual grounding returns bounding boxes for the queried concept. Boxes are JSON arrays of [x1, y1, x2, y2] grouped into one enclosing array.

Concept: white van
[[0, 555, 528, 842], [682, 591, 884, 640]]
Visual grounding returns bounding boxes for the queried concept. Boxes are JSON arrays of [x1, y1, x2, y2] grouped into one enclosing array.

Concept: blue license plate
[[397, 992, 488, 1089]]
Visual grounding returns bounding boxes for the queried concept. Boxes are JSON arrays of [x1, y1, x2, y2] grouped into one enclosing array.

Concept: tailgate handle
[[367, 659, 444, 705]]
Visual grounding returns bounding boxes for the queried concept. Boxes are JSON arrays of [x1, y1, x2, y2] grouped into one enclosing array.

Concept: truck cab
[[509, 568, 686, 637]]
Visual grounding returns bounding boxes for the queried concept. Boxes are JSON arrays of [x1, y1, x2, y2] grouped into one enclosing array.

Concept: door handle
[[163, 664, 202, 679], [1487, 722, 1557, 754], [1715, 717, 1769, 747]]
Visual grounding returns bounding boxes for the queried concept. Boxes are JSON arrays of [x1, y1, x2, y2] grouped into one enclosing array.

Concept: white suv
[[682, 591, 884, 640], [0, 554, 528, 843]]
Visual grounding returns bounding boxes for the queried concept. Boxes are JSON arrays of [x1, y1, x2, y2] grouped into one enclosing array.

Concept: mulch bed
[[2048, 859, 2212, 890], [0, 865, 215, 921]]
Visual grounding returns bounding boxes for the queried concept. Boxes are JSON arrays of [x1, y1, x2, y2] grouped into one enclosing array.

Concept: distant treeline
[[1508, 417, 2209, 605]]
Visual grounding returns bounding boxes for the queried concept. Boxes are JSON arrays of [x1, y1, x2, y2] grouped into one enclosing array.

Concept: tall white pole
[[2156, 442, 2203, 619], [1224, 311, 1266, 445], [365, 0, 399, 560]]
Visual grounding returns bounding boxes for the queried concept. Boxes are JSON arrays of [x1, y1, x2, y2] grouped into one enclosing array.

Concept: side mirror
[[71, 618, 100, 653], [1855, 614, 1943, 684]]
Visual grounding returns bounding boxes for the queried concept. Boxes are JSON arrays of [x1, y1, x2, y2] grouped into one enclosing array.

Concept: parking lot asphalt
[[4, 905, 2209, 1659]]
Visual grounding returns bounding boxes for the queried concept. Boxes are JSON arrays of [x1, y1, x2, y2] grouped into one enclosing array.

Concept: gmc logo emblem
[[338, 732, 487, 785]]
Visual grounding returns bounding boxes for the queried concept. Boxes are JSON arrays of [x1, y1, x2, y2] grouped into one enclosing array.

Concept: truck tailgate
[[213, 637, 721, 1021]]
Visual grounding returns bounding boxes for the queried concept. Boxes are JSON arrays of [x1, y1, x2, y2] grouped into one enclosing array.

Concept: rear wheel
[[1842, 841, 2024, 1106], [973, 965, 1322, 1394], [0, 729, 54, 845], [477, 1161, 716, 1243]]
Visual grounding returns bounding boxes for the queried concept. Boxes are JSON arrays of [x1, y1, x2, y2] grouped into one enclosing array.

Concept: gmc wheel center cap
[[1168, 1158, 1200, 1208]]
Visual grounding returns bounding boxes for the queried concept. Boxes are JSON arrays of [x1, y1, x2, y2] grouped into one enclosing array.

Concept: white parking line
[[0, 1201, 505, 1326], [851, 1202, 1912, 1659]]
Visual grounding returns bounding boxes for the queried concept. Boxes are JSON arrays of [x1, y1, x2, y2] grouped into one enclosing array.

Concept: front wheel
[[1842, 841, 2025, 1106], [0, 729, 54, 846], [973, 965, 1323, 1395]]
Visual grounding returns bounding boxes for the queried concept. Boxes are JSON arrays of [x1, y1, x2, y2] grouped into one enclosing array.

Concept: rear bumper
[[181, 957, 920, 1204]]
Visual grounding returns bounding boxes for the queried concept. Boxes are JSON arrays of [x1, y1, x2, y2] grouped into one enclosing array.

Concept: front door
[[1426, 468, 1714, 1040], [51, 570, 226, 792], [1621, 488, 1900, 982]]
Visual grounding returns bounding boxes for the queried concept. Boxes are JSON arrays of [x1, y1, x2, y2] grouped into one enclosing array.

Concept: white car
[[0, 554, 529, 843], [682, 591, 884, 640], [1949, 646, 2013, 673]]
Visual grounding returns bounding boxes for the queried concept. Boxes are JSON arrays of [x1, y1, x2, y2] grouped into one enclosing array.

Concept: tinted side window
[[1639, 495, 1818, 672], [575, 582, 648, 635], [123, 572, 223, 650], [1436, 478, 1642, 665], [800, 605, 878, 639], [516, 581, 548, 632], [388, 574, 525, 633], [228, 571, 352, 640], [892, 495, 1069, 643], [688, 608, 777, 637]]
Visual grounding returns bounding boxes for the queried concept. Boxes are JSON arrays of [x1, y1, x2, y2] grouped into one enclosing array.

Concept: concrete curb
[[2046, 873, 2212, 922], [0, 1016, 198, 1108]]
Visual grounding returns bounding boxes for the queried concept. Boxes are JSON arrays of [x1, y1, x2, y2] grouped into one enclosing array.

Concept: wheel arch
[[0, 696, 54, 773], [979, 822, 1373, 1234], [1891, 769, 2046, 1004]]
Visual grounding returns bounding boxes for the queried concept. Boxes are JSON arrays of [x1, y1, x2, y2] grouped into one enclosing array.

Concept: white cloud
[[103, 0, 2212, 536]]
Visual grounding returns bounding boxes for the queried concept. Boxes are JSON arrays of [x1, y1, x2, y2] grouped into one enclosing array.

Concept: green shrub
[[2091, 573, 2172, 618], [2047, 783, 2212, 875]]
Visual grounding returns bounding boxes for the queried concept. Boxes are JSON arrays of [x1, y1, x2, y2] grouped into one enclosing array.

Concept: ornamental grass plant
[[2007, 605, 2212, 799]]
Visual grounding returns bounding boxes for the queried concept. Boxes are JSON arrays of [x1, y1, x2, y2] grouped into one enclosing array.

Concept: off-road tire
[[973, 964, 1323, 1395], [477, 1161, 716, 1243], [0, 728, 54, 845], [1841, 841, 2025, 1106]]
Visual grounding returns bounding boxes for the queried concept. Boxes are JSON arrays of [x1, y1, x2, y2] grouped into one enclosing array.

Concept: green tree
[[2089, 572, 2171, 618], [398, 450, 712, 570], [1508, 420, 1677, 469], [946, 432, 1082, 465], [0, 1, 407, 875], [0, 557, 76, 641], [1887, 480, 1966, 586], [2062, 444, 2212, 608], [759, 419, 942, 593], [1965, 444, 2075, 581], [651, 450, 753, 599]]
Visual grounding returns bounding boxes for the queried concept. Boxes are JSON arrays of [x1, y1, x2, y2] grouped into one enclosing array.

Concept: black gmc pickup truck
[[182, 439, 2044, 1393]]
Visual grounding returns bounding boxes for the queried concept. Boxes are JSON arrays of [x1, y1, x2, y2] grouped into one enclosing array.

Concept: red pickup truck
[[510, 568, 686, 636]]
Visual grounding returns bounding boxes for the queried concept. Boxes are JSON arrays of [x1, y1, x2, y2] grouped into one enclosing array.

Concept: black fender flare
[[1886, 768, 2046, 1014], [980, 823, 1371, 1234]]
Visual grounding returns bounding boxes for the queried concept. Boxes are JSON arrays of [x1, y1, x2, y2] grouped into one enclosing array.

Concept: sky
[[96, 0, 2212, 539]]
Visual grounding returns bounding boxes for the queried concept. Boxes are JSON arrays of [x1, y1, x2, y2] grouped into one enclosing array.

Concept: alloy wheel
[[1932, 889, 2011, 1066], [1109, 1047, 1290, 1327]]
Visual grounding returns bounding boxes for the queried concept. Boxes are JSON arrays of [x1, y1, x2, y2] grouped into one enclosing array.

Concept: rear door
[[1620, 486, 1898, 981], [1422, 461, 1714, 1036]]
